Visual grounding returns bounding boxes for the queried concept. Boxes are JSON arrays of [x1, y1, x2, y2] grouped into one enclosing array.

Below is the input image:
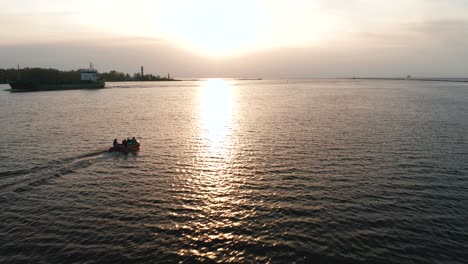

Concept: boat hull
[[108, 143, 140, 153], [9, 80, 105, 92]]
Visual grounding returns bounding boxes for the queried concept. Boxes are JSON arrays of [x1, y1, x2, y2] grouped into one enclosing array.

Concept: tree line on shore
[[100, 71, 175, 82], [0, 68, 176, 83]]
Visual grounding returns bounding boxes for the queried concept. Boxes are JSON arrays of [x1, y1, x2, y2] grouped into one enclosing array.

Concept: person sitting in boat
[[127, 137, 136, 144], [125, 137, 134, 144], [113, 138, 118, 147]]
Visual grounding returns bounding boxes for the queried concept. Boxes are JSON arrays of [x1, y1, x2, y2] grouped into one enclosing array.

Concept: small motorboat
[[109, 137, 140, 153]]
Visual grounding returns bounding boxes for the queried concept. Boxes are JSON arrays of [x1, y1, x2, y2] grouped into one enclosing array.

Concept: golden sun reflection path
[[174, 79, 257, 261], [200, 79, 233, 156]]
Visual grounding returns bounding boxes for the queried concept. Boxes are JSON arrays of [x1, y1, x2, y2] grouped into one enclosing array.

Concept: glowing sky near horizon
[[1, 0, 468, 77], [2, 0, 468, 57]]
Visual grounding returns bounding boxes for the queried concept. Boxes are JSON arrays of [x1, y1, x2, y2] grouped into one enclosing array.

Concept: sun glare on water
[[177, 79, 248, 260], [199, 79, 233, 154]]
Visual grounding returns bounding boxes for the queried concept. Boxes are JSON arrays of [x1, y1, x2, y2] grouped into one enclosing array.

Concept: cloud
[[217, 19, 468, 78], [405, 19, 468, 46], [0, 38, 211, 77], [1, 26, 468, 79], [2, 2, 468, 80]]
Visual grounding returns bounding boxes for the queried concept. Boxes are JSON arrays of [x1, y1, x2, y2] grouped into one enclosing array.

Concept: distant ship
[[9, 67, 105, 92]]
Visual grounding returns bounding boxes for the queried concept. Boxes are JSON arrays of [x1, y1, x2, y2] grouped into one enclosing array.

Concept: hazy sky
[[1, 0, 468, 77]]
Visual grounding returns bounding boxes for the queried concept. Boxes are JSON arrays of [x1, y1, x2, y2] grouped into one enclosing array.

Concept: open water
[[0, 79, 467, 263]]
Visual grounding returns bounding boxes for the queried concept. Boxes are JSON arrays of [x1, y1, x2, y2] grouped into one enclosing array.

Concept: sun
[[155, 0, 261, 57]]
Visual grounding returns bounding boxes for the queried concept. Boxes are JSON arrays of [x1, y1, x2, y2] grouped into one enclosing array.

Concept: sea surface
[[0, 79, 467, 263]]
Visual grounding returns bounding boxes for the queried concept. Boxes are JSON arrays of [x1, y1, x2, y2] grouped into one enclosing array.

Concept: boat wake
[[0, 150, 109, 194]]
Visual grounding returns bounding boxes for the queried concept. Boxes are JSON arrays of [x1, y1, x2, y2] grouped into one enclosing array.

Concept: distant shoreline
[[106, 79, 183, 82], [350, 77, 468, 83], [3, 77, 468, 85], [0, 79, 184, 85]]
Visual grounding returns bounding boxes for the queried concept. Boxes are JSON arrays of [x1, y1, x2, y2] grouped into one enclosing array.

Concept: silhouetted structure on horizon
[[0, 67, 177, 83]]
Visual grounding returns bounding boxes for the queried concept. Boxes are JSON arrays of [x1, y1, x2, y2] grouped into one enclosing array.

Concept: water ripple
[[0, 80, 467, 263]]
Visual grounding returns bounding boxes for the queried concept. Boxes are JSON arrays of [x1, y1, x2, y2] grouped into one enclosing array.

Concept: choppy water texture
[[1, 79, 467, 263]]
